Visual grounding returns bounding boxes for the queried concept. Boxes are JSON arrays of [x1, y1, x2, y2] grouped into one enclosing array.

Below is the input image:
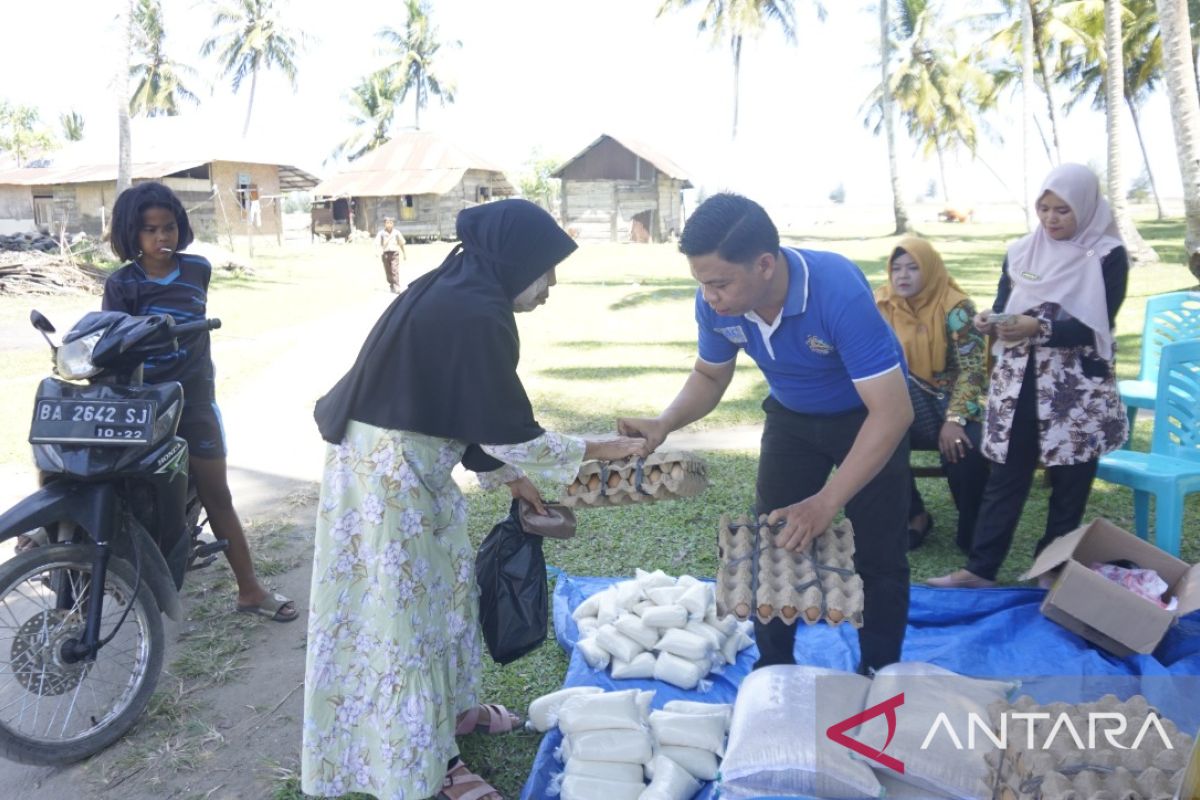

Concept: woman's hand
[[584, 436, 649, 462], [995, 313, 1039, 342], [506, 476, 545, 514], [938, 421, 972, 464], [973, 310, 995, 335]]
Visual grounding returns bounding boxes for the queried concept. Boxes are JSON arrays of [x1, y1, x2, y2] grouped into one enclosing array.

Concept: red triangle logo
[[826, 691, 906, 773]]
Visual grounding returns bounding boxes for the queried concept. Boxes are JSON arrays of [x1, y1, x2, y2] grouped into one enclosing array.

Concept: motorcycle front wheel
[[0, 543, 163, 765]]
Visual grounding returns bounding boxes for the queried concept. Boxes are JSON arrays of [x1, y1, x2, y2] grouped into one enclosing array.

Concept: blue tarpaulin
[[519, 573, 1200, 799]]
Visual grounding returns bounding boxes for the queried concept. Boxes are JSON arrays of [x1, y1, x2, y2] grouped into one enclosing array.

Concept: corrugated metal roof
[[313, 131, 513, 198], [0, 159, 320, 191], [553, 133, 693, 187], [0, 160, 208, 186], [313, 167, 469, 198]]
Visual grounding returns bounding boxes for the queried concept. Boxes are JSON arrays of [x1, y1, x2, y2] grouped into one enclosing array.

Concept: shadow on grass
[[608, 286, 696, 311], [556, 339, 698, 351], [538, 365, 693, 380]]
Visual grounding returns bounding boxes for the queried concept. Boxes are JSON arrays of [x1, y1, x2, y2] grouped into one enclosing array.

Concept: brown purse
[[518, 499, 577, 540]]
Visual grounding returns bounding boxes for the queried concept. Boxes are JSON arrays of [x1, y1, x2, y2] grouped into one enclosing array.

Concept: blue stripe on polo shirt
[[695, 247, 906, 414]]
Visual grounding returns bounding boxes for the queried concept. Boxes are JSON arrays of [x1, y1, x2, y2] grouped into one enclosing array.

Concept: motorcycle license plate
[[29, 399, 156, 446]]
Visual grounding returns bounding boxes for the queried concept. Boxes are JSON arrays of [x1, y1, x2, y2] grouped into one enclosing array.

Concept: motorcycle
[[0, 309, 228, 765]]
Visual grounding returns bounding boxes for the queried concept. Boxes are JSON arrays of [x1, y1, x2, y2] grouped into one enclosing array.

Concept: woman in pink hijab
[[928, 163, 1129, 589]]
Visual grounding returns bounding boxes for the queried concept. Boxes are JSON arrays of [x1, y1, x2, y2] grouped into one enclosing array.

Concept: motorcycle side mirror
[[30, 310, 55, 334]]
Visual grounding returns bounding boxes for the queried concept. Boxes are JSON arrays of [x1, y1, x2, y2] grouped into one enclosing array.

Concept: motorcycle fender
[[0, 481, 105, 544], [0, 483, 183, 621], [114, 518, 183, 621]]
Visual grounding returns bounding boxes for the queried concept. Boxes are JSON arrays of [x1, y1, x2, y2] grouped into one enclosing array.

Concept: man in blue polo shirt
[[619, 193, 914, 673]]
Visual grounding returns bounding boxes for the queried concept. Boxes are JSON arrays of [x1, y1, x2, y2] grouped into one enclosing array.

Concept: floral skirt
[[301, 421, 482, 800]]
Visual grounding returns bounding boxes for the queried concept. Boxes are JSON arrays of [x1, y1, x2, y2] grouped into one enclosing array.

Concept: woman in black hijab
[[302, 199, 645, 800]]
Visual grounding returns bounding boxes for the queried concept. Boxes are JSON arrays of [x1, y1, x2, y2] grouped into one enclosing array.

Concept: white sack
[[560, 774, 646, 800], [654, 628, 712, 662], [648, 709, 726, 755], [639, 754, 701, 800], [527, 686, 604, 732], [576, 636, 610, 670], [639, 604, 688, 629], [595, 624, 645, 664], [558, 689, 645, 734], [652, 652, 707, 691], [615, 614, 663, 650], [611, 652, 657, 680], [567, 728, 654, 764]]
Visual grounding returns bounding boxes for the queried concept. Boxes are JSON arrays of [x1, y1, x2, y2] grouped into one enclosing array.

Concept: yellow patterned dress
[[301, 421, 584, 799]]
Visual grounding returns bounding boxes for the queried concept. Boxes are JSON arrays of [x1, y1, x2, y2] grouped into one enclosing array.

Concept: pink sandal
[[454, 703, 520, 736], [437, 761, 503, 800]]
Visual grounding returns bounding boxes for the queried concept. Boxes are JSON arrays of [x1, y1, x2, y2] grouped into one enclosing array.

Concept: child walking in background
[[101, 181, 297, 622], [378, 216, 407, 292]]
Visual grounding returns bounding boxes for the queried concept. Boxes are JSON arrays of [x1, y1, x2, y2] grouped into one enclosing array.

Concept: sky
[[0, 0, 1188, 222]]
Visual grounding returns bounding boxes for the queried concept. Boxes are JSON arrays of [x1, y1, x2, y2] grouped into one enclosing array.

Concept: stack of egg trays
[[715, 513, 864, 628], [560, 451, 708, 507], [986, 694, 1194, 800]]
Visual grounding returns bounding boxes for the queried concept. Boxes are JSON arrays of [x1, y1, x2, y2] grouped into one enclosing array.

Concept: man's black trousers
[[753, 395, 911, 674]]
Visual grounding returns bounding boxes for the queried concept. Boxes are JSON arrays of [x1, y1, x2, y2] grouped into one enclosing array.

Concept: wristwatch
[[949, 415, 968, 426]]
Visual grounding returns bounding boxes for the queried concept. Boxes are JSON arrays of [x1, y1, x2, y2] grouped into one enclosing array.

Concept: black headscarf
[[314, 198, 578, 447]]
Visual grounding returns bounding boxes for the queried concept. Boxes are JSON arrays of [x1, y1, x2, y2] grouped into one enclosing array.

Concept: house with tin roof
[[0, 117, 318, 240], [552, 133, 692, 244], [311, 131, 515, 240]]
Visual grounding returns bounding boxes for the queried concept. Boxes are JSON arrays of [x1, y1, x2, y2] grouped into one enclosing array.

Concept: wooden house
[[0, 118, 318, 240], [553, 134, 692, 243], [311, 131, 515, 240]]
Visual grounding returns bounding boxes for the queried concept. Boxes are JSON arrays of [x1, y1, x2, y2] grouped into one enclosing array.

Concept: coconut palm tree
[[331, 72, 398, 162], [657, 0, 824, 140], [117, 0, 133, 195], [129, 0, 199, 117], [984, 0, 1071, 164], [60, 110, 85, 142], [1055, 0, 1167, 220], [1156, 0, 1200, 279], [864, 0, 997, 204], [1103, 0, 1156, 261], [200, 0, 302, 137], [376, 0, 459, 131], [879, 0, 911, 234]]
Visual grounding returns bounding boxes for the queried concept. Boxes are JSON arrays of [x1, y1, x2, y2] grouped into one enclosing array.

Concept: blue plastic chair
[[1098, 339, 1200, 556], [1120, 291, 1200, 448]]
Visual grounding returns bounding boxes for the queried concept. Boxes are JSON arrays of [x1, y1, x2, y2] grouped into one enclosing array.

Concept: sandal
[[438, 761, 503, 800], [236, 592, 298, 622], [14, 527, 49, 553], [455, 703, 519, 736]]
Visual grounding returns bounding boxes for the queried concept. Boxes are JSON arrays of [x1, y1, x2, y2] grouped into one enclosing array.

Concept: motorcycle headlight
[[55, 331, 103, 379]]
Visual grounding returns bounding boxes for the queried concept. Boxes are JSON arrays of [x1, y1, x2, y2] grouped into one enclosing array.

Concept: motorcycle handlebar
[[171, 318, 222, 336]]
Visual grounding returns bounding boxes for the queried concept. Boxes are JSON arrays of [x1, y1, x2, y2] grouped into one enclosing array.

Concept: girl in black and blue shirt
[[103, 181, 296, 622]]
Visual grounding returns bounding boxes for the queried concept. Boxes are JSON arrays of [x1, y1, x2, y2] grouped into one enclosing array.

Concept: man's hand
[[768, 494, 838, 553], [506, 476, 545, 514], [615, 417, 669, 454]]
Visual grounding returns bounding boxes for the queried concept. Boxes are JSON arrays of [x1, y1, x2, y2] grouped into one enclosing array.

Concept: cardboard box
[[1021, 519, 1200, 657]]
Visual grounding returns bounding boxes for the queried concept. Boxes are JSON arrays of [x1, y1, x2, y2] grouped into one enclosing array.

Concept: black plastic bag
[[475, 500, 548, 664]]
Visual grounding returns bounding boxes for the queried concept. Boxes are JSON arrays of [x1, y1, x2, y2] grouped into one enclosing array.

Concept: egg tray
[[560, 451, 708, 507], [985, 694, 1194, 800], [715, 514, 864, 628]]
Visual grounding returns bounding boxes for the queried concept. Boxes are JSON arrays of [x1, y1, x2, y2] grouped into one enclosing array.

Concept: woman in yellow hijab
[[876, 237, 988, 551]]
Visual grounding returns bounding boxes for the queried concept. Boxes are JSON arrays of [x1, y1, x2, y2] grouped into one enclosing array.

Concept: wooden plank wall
[[562, 178, 661, 242]]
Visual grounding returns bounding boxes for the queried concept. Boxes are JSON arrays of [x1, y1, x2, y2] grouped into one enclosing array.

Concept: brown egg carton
[[984, 694, 1194, 800], [715, 514, 863, 628], [560, 451, 708, 507]]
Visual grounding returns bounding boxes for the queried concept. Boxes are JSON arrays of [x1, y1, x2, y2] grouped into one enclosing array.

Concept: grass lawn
[[1, 220, 1197, 799]]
